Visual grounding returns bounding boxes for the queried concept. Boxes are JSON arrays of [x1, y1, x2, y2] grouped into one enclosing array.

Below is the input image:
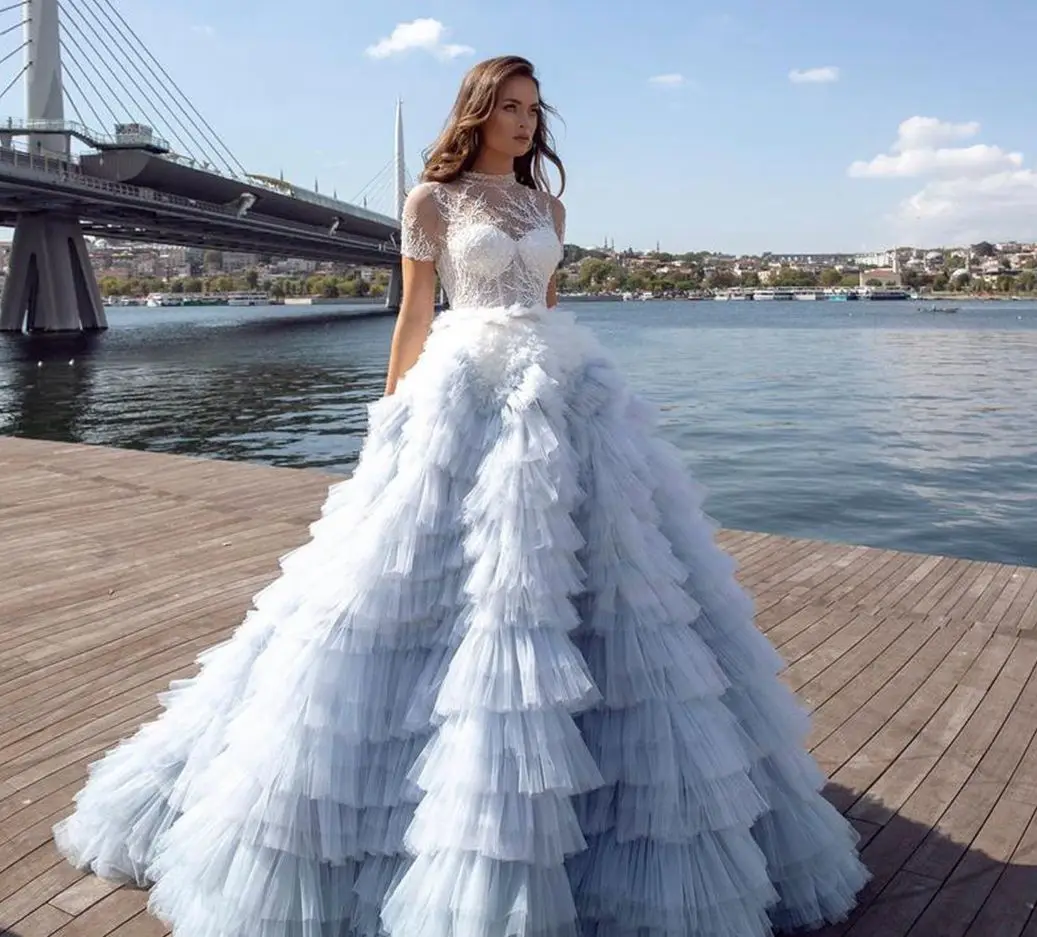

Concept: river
[[3, 298, 1036, 567]]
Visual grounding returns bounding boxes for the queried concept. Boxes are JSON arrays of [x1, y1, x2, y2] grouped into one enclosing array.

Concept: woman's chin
[[491, 143, 531, 160]]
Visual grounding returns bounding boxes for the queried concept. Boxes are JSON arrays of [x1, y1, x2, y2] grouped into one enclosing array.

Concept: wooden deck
[[2, 435, 1037, 937]]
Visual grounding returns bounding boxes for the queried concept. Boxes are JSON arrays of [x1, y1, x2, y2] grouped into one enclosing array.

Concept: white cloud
[[365, 19, 473, 60], [649, 73, 686, 88], [893, 116, 979, 151], [849, 117, 1022, 178], [849, 144, 1023, 179], [850, 116, 1037, 244], [788, 66, 840, 84]]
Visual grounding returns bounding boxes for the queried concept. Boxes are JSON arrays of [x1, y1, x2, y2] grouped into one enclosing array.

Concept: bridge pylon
[[0, 0, 107, 332]]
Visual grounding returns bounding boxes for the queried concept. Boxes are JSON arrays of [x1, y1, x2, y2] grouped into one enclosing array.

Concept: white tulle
[[54, 171, 867, 937]]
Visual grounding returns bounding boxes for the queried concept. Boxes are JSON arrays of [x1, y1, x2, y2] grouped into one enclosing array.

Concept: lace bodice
[[400, 172, 565, 310]]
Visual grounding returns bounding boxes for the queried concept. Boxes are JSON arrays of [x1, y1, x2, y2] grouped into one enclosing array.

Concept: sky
[[3, 0, 1037, 254]]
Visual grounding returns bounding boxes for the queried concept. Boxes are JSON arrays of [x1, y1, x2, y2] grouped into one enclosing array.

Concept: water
[[2, 299, 1036, 567]]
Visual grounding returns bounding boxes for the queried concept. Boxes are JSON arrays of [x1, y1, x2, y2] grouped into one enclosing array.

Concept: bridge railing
[[0, 142, 399, 255], [0, 118, 171, 152]]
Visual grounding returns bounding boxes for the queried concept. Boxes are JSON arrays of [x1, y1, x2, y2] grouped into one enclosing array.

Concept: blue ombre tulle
[[54, 305, 869, 937]]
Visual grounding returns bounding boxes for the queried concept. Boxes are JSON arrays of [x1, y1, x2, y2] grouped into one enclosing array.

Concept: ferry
[[793, 290, 826, 301], [227, 291, 269, 307], [713, 288, 754, 301], [752, 288, 794, 301], [861, 288, 911, 301], [145, 292, 182, 307]]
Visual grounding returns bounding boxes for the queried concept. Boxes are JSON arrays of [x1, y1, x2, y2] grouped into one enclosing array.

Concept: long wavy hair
[[421, 55, 565, 195]]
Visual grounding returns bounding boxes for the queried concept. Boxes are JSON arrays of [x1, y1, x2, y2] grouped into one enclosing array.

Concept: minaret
[[394, 98, 406, 220]]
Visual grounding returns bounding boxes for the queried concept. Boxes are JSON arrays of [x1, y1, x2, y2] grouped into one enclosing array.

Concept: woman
[[55, 55, 868, 937]]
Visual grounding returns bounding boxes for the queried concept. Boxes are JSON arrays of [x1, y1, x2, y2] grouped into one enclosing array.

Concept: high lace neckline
[[462, 170, 518, 186]]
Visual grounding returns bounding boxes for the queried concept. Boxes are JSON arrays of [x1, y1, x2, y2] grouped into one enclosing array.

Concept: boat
[[753, 288, 794, 301], [793, 290, 825, 301], [826, 289, 859, 302], [227, 291, 269, 306], [713, 288, 754, 301], [863, 288, 910, 301], [145, 292, 183, 307]]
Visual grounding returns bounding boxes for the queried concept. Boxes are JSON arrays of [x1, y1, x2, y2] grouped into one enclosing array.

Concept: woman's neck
[[469, 150, 514, 176]]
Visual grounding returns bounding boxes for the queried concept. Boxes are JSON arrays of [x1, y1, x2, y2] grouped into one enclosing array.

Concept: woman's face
[[480, 75, 539, 160]]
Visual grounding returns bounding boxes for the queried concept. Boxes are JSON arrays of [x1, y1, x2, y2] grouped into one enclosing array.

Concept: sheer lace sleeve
[[549, 196, 566, 245], [401, 183, 445, 262]]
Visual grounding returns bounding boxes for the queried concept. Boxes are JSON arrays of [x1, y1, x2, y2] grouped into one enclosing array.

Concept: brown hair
[[421, 55, 565, 194]]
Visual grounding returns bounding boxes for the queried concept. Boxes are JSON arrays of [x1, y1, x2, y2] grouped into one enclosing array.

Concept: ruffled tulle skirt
[[53, 303, 869, 937]]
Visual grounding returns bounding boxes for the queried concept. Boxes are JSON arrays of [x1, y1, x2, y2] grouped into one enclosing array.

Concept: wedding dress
[[54, 170, 869, 937]]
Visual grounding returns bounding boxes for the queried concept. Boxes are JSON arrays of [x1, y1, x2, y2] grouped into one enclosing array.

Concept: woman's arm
[[547, 195, 566, 309], [384, 183, 444, 395], [384, 257, 436, 395], [546, 275, 558, 309]]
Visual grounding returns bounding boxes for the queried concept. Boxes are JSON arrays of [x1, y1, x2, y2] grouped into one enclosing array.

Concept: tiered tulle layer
[[54, 305, 868, 937]]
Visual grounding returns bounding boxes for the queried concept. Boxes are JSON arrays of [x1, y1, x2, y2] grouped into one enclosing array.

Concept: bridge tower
[[385, 97, 406, 310], [0, 0, 107, 332]]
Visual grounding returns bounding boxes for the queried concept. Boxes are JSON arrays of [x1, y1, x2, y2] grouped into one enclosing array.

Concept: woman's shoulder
[[404, 180, 444, 205], [534, 189, 565, 230]]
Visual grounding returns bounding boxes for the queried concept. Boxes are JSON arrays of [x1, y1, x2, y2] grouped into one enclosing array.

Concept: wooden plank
[[0, 861, 84, 930], [49, 887, 149, 937], [2, 437, 1036, 937], [963, 806, 1037, 936], [3, 904, 74, 937], [844, 869, 942, 937], [906, 798, 1036, 936]]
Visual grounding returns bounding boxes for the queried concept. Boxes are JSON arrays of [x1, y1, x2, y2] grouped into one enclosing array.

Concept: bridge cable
[[372, 163, 403, 208], [59, 37, 121, 124], [0, 0, 28, 14], [0, 19, 23, 37], [57, 13, 128, 122], [75, 0, 237, 175], [0, 38, 28, 70], [91, 0, 247, 177], [0, 60, 28, 104], [59, 43, 110, 130], [64, 0, 230, 173], [351, 158, 394, 202], [61, 77, 92, 128], [365, 175, 396, 215], [62, 3, 170, 135]]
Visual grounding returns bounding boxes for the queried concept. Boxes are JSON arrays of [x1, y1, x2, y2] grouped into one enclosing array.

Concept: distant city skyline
[[0, 0, 1035, 254]]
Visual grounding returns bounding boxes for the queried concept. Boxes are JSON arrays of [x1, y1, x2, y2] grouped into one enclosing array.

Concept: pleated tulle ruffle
[[54, 306, 867, 937]]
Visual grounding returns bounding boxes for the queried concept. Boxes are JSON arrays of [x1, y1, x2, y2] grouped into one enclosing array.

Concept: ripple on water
[[2, 300, 1036, 566]]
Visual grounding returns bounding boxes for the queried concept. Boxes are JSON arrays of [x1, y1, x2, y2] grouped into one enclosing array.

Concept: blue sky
[[4, 0, 1037, 253]]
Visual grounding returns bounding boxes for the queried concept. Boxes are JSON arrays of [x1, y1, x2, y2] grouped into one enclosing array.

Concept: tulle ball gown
[[54, 170, 869, 937]]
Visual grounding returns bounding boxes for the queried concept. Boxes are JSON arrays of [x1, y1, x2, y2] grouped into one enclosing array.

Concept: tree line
[[559, 255, 1037, 295], [98, 269, 391, 299]]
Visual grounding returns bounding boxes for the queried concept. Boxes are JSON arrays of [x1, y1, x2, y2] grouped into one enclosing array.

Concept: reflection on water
[[0, 308, 393, 469], [2, 300, 1037, 567]]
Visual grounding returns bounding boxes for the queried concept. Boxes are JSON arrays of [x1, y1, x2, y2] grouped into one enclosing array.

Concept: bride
[[55, 54, 869, 937]]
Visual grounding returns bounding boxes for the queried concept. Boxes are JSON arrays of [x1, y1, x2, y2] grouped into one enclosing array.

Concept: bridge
[[0, 0, 410, 332]]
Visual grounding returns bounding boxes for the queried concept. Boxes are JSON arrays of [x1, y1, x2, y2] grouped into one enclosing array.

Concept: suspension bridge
[[0, 0, 414, 332]]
